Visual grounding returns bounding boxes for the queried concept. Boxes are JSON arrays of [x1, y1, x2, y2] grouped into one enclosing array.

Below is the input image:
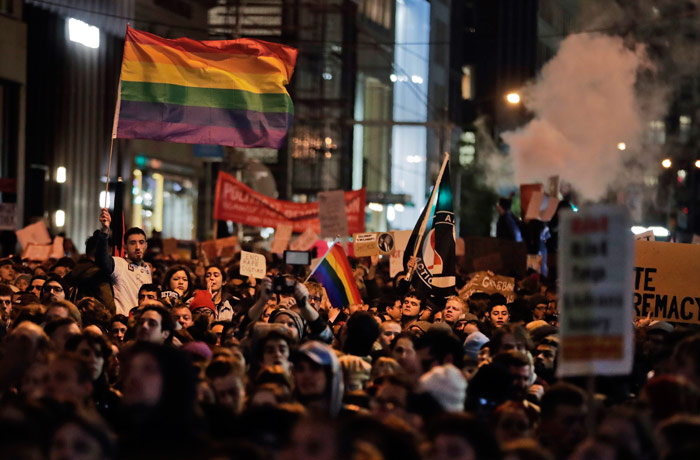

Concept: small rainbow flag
[[311, 243, 363, 308], [113, 26, 297, 148]]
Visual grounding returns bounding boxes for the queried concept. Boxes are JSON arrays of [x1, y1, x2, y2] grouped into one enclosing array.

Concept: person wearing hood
[[293, 341, 344, 417]]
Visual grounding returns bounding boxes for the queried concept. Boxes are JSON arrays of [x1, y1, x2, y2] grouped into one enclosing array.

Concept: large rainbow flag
[[113, 26, 298, 148], [311, 243, 363, 308]]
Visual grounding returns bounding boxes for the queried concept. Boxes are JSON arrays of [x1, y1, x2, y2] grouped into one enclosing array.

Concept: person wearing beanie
[[268, 308, 305, 342], [464, 331, 490, 361], [189, 290, 216, 325], [418, 363, 467, 412]]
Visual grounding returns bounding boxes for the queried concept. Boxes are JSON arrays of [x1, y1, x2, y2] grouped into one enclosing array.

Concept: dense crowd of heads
[[0, 231, 699, 460]]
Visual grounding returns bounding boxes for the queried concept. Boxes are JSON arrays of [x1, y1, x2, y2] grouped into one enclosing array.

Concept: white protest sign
[[15, 220, 51, 249], [0, 203, 17, 230], [239, 250, 266, 279], [389, 230, 413, 278], [353, 232, 395, 257], [558, 205, 634, 377], [635, 230, 654, 241], [318, 190, 349, 238], [271, 223, 293, 254], [525, 191, 559, 222], [290, 227, 318, 251]]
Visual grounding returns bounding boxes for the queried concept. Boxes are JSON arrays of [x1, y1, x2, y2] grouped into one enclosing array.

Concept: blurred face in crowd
[[46, 305, 70, 323], [371, 380, 408, 421], [535, 343, 557, 370], [53, 265, 71, 278], [43, 281, 66, 303], [51, 323, 81, 351], [172, 307, 193, 329], [30, 278, 45, 297], [49, 422, 105, 460], [392, 337, 418, 373], [443, 299, 464, 323], [532, 302, 547, 320], [123, 352, 162, 407], [402, 295, 421, 318], [75, 340, 105, 381], [125, 233, 147, 263], [193, 307, 215, 325], [282, 419, 336, 460], [0, 294, 11, 316], [273, 313, 299, 340], [379, 322, 401, 350], [212, 374, 244, 414], [168, 270, 189, 298], [15, 277, 29, 292], [138, 290, 158, 307], [510, 364, 531, 395], [0, 263, 15, 282], [494, 407, 532, 444], [20, 362, 49, 402], [263, 337, 291, 372], [294, 359, 326, 397], [497, 333, 527, 355], [489, 305, 509, 328], [386, 299, 402, 321], [135, 310, 169, 344], [205, 267, 223, 292], [432, 434, 476, 460], [110, 321, 127, 342], [46, 357, 92, 405]]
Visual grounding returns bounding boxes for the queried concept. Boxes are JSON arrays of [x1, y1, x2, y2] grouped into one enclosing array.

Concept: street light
[[662, 158, 672, 168], [506, 92, 521, 104], [695, 159, 700, 169], [617, 142, 626, 151]]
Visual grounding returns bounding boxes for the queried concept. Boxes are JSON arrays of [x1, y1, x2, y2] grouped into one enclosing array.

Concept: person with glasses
[[41, 276, 68, 304], [189, 290, 216, 326]]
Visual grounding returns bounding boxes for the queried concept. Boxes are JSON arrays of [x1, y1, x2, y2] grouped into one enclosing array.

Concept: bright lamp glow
[[662, 158, 672, 168], [394, 204, 405, 212], [56, 166, 66, 183], [631, 226, 670, 237], [617, 142, 626, 151], [695, 159, 700, 169], [506, 92, 521, 104], [68, 18, 100, 49], [368, 203, 384, 212], [55, 210, 65, 227]]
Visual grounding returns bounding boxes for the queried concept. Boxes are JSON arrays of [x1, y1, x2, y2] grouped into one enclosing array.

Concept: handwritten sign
[[353, 232, 395, 257], [558, 205, 634, 377], [318, 190, 349, 238], [634, 241, 700, 324], [240, 250, 266, 279], [459, 271, 515, 302], [271, 223, 293, 254]]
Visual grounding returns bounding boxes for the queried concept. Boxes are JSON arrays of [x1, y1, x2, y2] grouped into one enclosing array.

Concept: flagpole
[[406, 153, 450, 282]]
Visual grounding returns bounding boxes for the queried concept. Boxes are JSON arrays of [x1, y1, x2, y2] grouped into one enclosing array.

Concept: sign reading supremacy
[[634, 240, 700, 324], [558, 205, 634, 377], [213, 171, 365, 235]]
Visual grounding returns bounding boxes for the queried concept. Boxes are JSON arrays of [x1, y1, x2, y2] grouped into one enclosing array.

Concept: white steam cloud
[[502, 33, 657, 201]]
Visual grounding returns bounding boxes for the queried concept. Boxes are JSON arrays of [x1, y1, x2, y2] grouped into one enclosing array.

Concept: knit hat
[[182, 341, 213, 361], [463, 331, 490, 361], [268, 308, 305, 342], [418, 363, 467, 412], [189, 290, 215, 313]]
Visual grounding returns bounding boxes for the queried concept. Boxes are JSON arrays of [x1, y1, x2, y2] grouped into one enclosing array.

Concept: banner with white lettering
[[558, 205, 634, 377]]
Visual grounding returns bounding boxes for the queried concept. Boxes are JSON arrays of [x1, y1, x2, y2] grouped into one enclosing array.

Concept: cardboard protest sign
[[353, 232, 395, 257], [459, 271, 516, 302], [635, 230, 654, 242], [201, 236, 239, 262], [524, 191, 559, 222], [290, 227, 318, 251], [389, 230, 412, 278], [318, 190, 349, 238], [240, 250, 266, 278], [558, 205, 634, 377], [520, 183, 543, 218], [0, 203, 17, 230], [270, 224, 293, 254], [51, 236, 64, 260], [633, 240, 700, 324], [16, 221, 52, 249], [546, 175, 560, 197]]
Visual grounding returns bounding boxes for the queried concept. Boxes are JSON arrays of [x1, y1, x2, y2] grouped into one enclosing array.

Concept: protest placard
[[389, 230, 412, 278], [201, 236, 239, 262], [520, 183, 543, 217], [558, 205, 634, 377], [270, 224, 293, 254], [16, 221, 52, 249], [353, 232, 395, 257], [459, 271, 515, 302], [318, 190, 349, 238], [633, 240, 700, 324], [290, 227, 318, 251], [240, 250, 266, 278], [524, 191, 559, 222], [22, 243, 52, 261], [0, 203, 17, 230], [546, 175, 560, 197], [51, 236, 64, 259], [162, 238, 178, 256]]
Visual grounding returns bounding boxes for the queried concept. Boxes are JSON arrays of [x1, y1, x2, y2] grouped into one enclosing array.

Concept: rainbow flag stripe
[[311, 244, 363, 308], [114, 26, 298, 148]]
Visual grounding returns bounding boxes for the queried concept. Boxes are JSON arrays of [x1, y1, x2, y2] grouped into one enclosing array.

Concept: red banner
[[213, 171, 366, 235]]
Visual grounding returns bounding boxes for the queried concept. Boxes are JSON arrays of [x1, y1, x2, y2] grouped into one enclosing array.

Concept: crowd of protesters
[[0, 208, 699, 460]]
